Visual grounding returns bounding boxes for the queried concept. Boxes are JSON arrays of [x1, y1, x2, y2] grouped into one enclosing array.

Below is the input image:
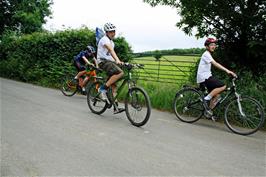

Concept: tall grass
[[136, 81, 183, 111]]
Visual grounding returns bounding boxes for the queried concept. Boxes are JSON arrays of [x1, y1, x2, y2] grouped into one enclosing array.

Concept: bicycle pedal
[[204, 110, 213, 119], [211, 116, 218, 121], [113, 108, 125, 114]]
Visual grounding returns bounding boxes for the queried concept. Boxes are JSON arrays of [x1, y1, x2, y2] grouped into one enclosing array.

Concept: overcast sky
[[43, 0, 205, 52]]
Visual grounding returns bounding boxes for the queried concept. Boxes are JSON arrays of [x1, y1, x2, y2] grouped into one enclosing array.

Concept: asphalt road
[[1, 78, 265, 176]]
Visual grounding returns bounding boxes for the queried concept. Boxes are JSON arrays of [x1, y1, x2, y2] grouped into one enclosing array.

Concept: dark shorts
[[200, 76, 225, 92], [99, 60, 123, 76], [74, 60, 85, 72]]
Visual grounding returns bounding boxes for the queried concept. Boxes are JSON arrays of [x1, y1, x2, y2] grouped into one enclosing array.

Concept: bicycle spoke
[[61, 75, 78, 96], [245, 115, 261, 128], [125, 87, 151, 127], [87, 81, 108, 114], [225, 96, 265, 135], [174, 88, 203, 123]]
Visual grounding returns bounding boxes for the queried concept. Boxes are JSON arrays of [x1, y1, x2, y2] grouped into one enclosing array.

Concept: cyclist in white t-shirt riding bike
[[173, 37, 265, 135], [197, 38, 237, 116], [97, 22, 125, 114]]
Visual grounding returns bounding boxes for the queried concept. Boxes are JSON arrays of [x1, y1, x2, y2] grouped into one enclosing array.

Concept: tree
[[143, 0, 266, 75], [114, 36, 133, 62], [0, 0, 53, 35], [154, 50, 162, 61]]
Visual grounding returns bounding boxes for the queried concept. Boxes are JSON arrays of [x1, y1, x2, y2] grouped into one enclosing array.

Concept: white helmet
[[104, 22, 116, 32]]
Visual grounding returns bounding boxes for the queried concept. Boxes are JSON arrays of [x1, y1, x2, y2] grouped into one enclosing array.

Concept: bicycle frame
[[107, 68, 135, 104], [184, 78, 242, 116], [212, 78, 245, 117]]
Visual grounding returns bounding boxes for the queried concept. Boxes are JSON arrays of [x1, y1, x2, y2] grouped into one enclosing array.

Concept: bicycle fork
[[235, 92, 246, 117]]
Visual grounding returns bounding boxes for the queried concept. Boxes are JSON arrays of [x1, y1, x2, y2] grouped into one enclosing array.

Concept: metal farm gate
[[132, 56, 198, 84]]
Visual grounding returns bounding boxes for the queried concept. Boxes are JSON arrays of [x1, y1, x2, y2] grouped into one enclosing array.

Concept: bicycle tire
[[173, 87, 204, 123], [224, 96, 265, 135], [87, 81, 108, 114], [125, 87, 151, 127], [61, 75, 78, 96]]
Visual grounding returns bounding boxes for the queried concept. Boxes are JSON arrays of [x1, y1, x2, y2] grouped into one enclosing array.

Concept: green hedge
[[0, 28, 133, 87]]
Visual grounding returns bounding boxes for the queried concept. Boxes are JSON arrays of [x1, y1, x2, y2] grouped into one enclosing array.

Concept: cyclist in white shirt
[[97, 22, 124, 114], [197, 38, 237, 110]]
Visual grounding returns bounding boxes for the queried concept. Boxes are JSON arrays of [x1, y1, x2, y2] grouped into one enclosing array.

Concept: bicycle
[[86, 63, 151, 127], [173, 76, 265, 135], [61, 65, 101, 96]]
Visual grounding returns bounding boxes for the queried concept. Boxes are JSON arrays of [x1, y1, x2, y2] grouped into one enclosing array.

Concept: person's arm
[[104, 43, 123, 64], [92, 57, 98, 68], [211, 60, 237, 77], [82, 56, 93, 66]]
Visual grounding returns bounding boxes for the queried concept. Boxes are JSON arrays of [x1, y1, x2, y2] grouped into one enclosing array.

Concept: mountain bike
[[87, 63, 151, 127], [173, 76, 265, 135], [61, 65, 101, 96]]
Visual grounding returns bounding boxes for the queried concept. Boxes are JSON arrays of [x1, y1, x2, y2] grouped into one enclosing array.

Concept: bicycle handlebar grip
[[230, 75, 239, 82], [122, 63, 144, 69]]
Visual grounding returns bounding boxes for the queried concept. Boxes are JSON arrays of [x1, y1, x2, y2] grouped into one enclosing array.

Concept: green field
[[132, 55, 199, 84]]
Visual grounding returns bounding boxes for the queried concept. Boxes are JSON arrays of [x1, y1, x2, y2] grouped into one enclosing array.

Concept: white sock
[[204, 94, 212, 100], [74, 76, 78, 79], [82, 87, 86, 91]]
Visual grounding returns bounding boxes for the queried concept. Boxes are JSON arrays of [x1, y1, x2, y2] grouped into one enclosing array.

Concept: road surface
[[1, 78, 265, 176]]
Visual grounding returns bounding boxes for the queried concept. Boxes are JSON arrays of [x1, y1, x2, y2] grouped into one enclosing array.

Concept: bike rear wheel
[[125, 87, 151, 127], [224, 96, 265, 135], [87, 81, 108, 114], [173, 88, 204, 123], [61, 75, 78, 96]]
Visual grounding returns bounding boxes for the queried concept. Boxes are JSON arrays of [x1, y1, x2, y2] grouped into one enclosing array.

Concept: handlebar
[[123, 63, 144, 70], [230, 75, 238, 81], [229, 75, 239, 88], [86, 65, 103, 73]]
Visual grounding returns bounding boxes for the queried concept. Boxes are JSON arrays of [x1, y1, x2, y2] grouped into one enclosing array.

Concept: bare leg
[[80, 76, 90, 88], [210, 94, 220, 109], [111, 84, 117, 97], [76, 71, 86, 78], [105, 72, 124, 87], [209, 85, 226, 109]]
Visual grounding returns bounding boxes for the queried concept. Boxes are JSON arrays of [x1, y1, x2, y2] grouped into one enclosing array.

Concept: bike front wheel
[[173, 88, 204, 123], [61, 75, 78, 96], [125, 87, 151, 127], [87, 81, 108, 114], [225, 96, 265, 135]]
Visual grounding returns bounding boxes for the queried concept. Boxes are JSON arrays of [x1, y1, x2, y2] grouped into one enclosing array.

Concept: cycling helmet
[[86, 45, 96, 53], [204, 38, 217, 46], [104, 22, 116, 32]]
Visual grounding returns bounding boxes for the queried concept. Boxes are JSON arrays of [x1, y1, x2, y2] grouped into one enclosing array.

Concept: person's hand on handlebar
[[226, 70, 237, 78], [85, 62, 94, 67], [116, 60, 124, 65]]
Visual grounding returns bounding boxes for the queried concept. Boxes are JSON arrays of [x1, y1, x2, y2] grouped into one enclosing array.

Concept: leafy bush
[[114, 36, 133, 62], [0, 28, 133, 87]]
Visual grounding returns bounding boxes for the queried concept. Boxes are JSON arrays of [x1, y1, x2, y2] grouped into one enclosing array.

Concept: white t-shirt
[[196, 51, 214, 83], [97, 35, 115, 63]]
